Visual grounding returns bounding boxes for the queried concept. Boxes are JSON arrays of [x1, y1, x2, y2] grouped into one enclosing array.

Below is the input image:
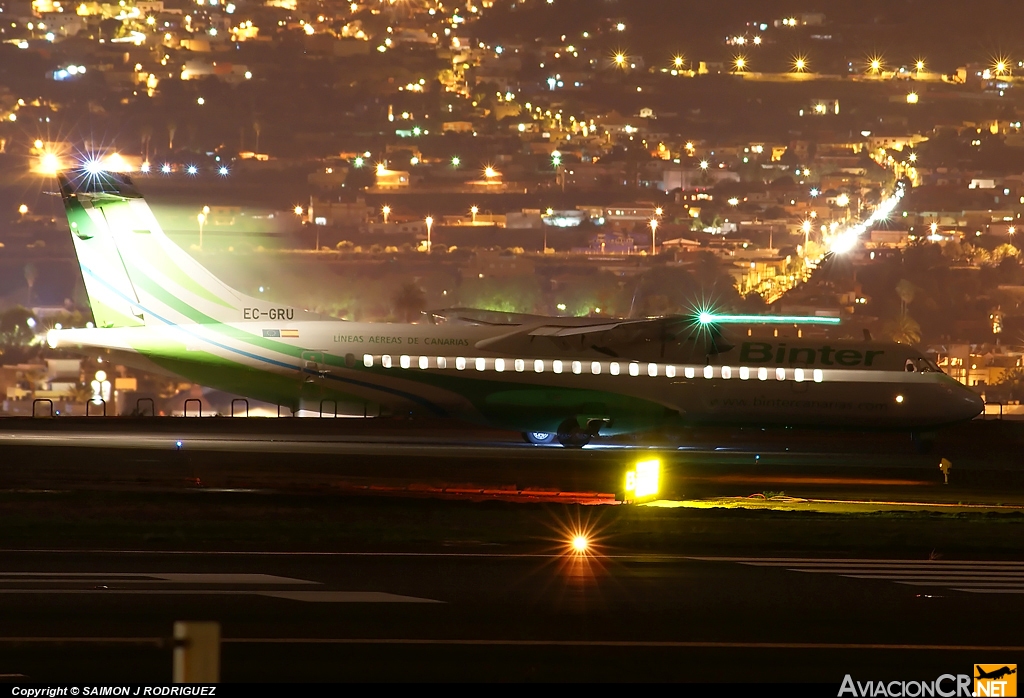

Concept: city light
[[793, 56, 807, 72], [37, 152, 61, 175], [451, 156, 461, 167], [382, 205, 391, 224], [186, 165, 198, 175], [218, 166, 229, 176], [734, 55, 747, 72], [571, 535, 589, 554]]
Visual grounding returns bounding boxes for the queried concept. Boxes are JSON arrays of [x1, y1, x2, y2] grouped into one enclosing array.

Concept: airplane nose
[[957, 388, 985, 421]]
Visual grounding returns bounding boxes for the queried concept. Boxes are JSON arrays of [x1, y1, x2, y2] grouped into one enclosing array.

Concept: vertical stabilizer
[[58, 170, 321, 327]]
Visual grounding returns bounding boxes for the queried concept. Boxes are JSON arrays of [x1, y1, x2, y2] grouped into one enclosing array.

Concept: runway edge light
[[624, 458, 661, 502]]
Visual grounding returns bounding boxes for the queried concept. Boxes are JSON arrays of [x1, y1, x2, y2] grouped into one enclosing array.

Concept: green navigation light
[[696, 313, 841, 326]]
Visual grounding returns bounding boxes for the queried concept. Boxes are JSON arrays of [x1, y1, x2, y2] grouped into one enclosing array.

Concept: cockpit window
[[908, 357, 942, 373]]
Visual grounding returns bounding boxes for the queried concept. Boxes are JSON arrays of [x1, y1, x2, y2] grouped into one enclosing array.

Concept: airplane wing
[[475, 315, 732, 357]]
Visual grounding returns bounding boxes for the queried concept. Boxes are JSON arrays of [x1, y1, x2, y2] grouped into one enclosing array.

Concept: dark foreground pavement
[[0, 417, 1021, 682], [0, 535, 1021, 681], [0, 549, 1021, 682]]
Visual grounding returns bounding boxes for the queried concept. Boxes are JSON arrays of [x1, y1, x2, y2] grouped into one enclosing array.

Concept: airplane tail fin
[[58, 169, 319, 328]]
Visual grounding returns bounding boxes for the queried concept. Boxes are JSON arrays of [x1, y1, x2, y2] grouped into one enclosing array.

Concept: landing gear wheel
[[523, 431, 557, 445], [557, 432, 591, 448], [556, 418, 591, 448]]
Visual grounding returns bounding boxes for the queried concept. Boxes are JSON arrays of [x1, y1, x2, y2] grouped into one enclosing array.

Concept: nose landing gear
[[523, 431, 557, 445]]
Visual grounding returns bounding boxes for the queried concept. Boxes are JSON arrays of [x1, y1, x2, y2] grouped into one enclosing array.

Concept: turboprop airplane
[[45, 169, 984, 446]]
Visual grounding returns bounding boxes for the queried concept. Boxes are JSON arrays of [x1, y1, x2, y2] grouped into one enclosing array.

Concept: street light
[[470, 205, 478, 223], [649, 218, 658, 255], [382, 205, 391, 224], [197, 211, 206, 249], [425, 216, 433, 251]]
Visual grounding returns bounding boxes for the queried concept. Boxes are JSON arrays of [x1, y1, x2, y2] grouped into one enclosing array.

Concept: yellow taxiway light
[[625, 458, 661, 501]]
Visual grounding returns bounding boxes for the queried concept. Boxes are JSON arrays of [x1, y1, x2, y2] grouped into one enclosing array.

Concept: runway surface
[[0, 548, 1021, 682], [0, 419, 1022, 681], [2, 417, 1024, 506]]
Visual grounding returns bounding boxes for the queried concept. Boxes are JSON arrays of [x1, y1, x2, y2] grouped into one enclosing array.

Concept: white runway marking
[[0, 572, 316, 584], [690, 557, 1024, 594], [0, 572, 439, 602], [0, 589, 439, 603], [258, 591, 441, 603]]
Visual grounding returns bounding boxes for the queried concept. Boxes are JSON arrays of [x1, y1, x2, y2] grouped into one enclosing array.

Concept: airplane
[[45, 169, 984, 447], [976, 666, 1017, 681]]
